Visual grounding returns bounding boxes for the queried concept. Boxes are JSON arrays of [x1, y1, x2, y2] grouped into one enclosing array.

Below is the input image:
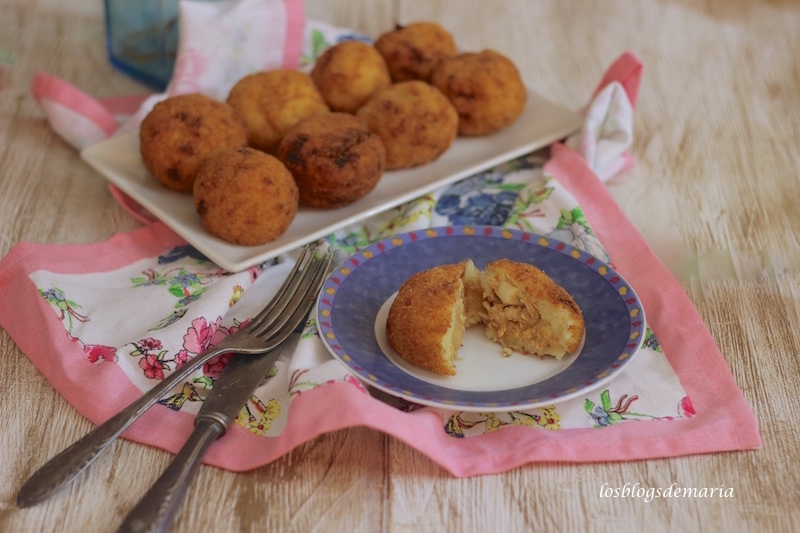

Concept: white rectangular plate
[[81, 90, 582, 272]]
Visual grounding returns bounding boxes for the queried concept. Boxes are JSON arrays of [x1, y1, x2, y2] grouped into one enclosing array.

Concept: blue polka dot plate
[[316, 226, 645, 412]]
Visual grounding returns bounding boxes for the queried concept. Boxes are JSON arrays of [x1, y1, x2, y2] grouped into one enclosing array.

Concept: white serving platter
[[81, 90, 582, 272]]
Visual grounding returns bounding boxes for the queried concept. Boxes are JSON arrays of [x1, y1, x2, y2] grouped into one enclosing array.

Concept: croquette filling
[[450, 263, 578, 360], [454, 266, 574, 360], [477, 270, 574, 359], [441, 277, 467, 367], [387, 260, 583, 377]]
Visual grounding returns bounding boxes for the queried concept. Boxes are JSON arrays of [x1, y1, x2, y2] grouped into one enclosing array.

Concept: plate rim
[[80, 90, 582, 272], [316, 225, 646, 412]]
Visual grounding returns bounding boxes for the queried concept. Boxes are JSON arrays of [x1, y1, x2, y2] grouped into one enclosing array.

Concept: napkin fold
[[1, 0, 760, 477]]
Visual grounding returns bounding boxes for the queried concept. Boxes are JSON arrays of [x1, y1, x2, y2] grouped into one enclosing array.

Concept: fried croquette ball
[[356, 81, 458, 170], [430, 50, 527, 136], [310, 40, 392, 113], [276, 113, 386, 208], [374, 22, 457, 82], [139, 94, 248, 192], [193, 148, 298, 245], [386, 261, 475, 376], [226, 70, 329, 153]]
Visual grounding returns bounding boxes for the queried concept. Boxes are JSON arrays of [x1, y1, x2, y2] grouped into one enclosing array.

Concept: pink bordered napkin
[[1, 0, 760, 477]]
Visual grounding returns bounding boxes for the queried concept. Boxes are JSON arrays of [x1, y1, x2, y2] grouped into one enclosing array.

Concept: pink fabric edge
[[30, 72, 120, 137], [108, 184, 158, 224], [98, 95, 150, 115], [0, 223, 191, 444], [1, 52, 760, 478], [592, 51, 643, 109], [201, 145, 763, 476], [616, 152, 635, 175], [0, 154, 762, 478], [545, 145, 762, 439], [281, 0, 305, 70]]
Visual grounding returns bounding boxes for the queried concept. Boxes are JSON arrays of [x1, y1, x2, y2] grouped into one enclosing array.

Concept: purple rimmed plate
[[316, 226, 645, 412]]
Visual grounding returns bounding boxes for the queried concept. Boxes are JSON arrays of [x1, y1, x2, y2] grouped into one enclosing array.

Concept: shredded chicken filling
[[477, 273, 567, 357], [483, 294, 541, 332]]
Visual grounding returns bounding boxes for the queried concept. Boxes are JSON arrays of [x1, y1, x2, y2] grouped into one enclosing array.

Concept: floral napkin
[[0, 0, 760, 476]]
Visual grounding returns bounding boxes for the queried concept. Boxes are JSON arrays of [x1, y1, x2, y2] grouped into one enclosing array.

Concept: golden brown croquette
[[430, 50, 527, 136], [374, 22, 457, 82], [310, 40, 392, 114], [139, 93, 248, 192], [226, 70, 330, 153], [193, 148, 299, 245], [276, 113, 386, 208], [356, 80, 458, 170]]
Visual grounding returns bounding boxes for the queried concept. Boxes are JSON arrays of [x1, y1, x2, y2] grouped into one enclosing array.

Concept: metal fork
[[17, 245, 331, 508], [117, 250, 332, 533]]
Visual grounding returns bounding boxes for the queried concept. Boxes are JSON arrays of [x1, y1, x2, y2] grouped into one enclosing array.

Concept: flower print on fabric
[[129, 337, 170, 381], [39, 286, 88, 335], [40, 286, 118, 364], [229, 285, 244, 307], [237, 395, 282, 436], [503, 184, 554, 231], [130, 246, 271, 331], [436, 189, 518, 226], [288, 368, 366, 399], [83, 344, 117, 364], [183, 316, 249, 377], [643, 327, 662, 352], [158, 245, 210, 264], [380, 194, 437, 235], [300, 317, 318, 340], [139, 354, 167, 380], [33, 244, 285, 417], [584, 390, 658, 427], [131, 266, 207, 306], [435, 173, 521, 226], [326, 228, 372, 257], [655, 396, 697, 421], [679, 396, 695, 418], [147, 315, 250, 411], [126, 315, 247, 392], [203, 353, 232, 379], [300, 28, 330, 68], [444, 406, 562, 438], [182, 317, 226, 354], [300, 23, 371, 70], [159, 383, 204, 411], [325, 194, 436, 258], [131, 264, 211, 331], [548, 207, 610, 263], [434, 155, 543, 227]]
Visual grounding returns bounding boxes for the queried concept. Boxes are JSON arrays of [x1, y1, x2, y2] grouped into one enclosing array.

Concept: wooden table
[[2, 0, 798, 531]]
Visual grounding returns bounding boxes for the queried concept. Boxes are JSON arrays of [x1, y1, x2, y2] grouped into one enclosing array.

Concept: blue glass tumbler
[[103, 0, 180, 90]]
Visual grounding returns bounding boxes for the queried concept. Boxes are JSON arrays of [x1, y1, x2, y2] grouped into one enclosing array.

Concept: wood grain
[[2, 0, 799, 531]]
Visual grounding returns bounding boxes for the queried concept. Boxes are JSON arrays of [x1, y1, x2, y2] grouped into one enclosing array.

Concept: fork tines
[[246, 245, 333, 343]]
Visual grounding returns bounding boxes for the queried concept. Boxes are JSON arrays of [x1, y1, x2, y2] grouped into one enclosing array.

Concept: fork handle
[[16, 346, 227, 507], [116, 418, 223, 533]]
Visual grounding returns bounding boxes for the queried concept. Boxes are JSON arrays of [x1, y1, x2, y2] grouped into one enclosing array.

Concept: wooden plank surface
[[1, 0, 799, 531]]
